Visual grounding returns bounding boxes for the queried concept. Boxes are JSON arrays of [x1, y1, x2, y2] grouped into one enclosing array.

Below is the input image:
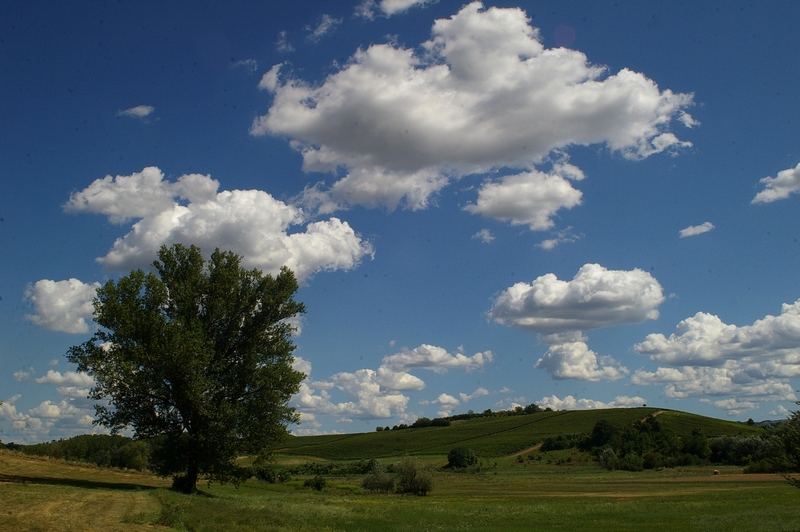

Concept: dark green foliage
[[254, 464, 279, 483], [276, 408, 762, 461], [541, 433, 585, 452], [777, 408, 800, 488], [394, 457, 432, 496], [15, 434, 150, 470], [582, 420, 618, 450], [284, 459, 374, 477], [709, 435, 781, 466], [682, 428, 711, 460], [66, 244, 305, 493], [304, 475, 327, 491], [412, 417, 432, 428], [580, 416, 728, 470], [447, 447, 477, 468], [361, 459, 395, 493]]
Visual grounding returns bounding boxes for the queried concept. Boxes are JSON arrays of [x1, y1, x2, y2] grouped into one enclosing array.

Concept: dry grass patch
[[0, 449, 168, 531]]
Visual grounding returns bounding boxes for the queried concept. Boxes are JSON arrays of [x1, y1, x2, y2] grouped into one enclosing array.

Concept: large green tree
[[67, 244, 305, 493]]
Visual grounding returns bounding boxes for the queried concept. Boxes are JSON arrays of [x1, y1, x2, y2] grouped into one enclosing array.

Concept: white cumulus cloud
[[459, 387, 490, 403], [488, 263, 664, 335], [63, 167, 373, 281], [253, 2, 694, 213], [538, 394, 646, 411], [292, 344, 492, 423], [117, 105, 154, 119], [24, 279, 100, 334], [34, 370, 94, 387], [631, 300, 800, 413], [381, 344, 492, 373], [357, 0, 437, 18], [752, 162, 800, 204], [634, 300, 800, 367], [464, 165, 584, 231], [679, 222, 715, 238], [535, 341, 629, 381]]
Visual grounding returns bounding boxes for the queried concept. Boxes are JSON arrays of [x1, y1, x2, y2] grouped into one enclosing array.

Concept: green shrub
[[362, 460, 395, 493], [304, 475, 327, 491], [743, 459, 787, 474], [394, 458, 433, 496], [254, 465, 278, 483], [447, 447, 477, 469]]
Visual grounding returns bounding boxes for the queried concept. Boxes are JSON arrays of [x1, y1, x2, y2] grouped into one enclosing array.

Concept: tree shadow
[[0, 472, 161, 491]]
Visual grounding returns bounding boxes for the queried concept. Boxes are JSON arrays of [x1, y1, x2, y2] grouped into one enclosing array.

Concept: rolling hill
[[275, 407, 764, 460]]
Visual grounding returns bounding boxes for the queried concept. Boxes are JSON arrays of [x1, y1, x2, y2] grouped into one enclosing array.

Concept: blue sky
[[2, 0, 800, 443]]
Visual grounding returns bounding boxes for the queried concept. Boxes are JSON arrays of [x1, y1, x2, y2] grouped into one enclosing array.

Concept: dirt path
[[637, 473, 787, 483], [510, 443, 542, 457]]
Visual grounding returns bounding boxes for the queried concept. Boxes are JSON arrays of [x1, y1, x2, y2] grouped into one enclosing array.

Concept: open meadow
[[2, 448, 799, 531]]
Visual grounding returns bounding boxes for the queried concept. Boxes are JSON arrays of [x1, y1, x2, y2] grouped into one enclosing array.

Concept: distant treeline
[[6, 434, 150, 471], [377, 403, 548, 431], [534, 415, 789, 472]]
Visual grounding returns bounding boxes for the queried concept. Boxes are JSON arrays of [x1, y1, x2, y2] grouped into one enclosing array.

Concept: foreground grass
[[2, 450, 798, 531], [0, 449, 169, 531]]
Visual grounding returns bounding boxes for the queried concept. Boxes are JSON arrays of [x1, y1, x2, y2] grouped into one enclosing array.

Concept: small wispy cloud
[[276, 31, 294, 53], [538, 227, 580, 250], [306, 14, 342, 43], [679, 221, 714, 238], [472, 228, 495, 243], [116, 105, 155, 120], [232, 59, 258, 73]]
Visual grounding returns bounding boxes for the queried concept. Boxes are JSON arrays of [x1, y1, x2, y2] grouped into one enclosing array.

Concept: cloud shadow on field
[[0, 472, 163, 492]]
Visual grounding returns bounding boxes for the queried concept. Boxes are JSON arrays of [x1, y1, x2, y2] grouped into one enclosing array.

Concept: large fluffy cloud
[[64, 167, 373, 280], [463, 164, 584, 231], [253, 2, 694, 215], [632, 365, 796, 404], [634, 300, 800, 367], [488, 263, 664, 335], [632, 300, 800, 413], [535, 341, 629, 381], [752, 162, 800, 204], [24, 279, 101, 333], [381, 344, 492, 373]]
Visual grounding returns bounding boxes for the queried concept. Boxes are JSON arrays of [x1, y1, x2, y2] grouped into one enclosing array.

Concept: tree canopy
[[67, 244, 306, 492]]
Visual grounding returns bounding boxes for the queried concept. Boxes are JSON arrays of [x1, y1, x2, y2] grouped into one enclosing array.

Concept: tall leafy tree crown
[[67, 244, 306, 492]]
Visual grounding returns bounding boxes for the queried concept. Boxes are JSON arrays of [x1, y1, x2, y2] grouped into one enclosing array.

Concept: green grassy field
[[1, 409, 787, 531], [276, 408, 762, 460], [3, 448, 798, 531]]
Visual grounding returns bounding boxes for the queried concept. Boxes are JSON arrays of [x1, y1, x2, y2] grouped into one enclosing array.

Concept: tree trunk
[[173, 460, 199, 493]]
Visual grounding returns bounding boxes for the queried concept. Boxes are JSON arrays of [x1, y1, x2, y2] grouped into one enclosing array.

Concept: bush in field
[[447, 447, 477, 469], [394, 457, 432, 496], [598, 448, 619, 470], [304, 475, 327, 491], [362, 459, 395, 493]]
